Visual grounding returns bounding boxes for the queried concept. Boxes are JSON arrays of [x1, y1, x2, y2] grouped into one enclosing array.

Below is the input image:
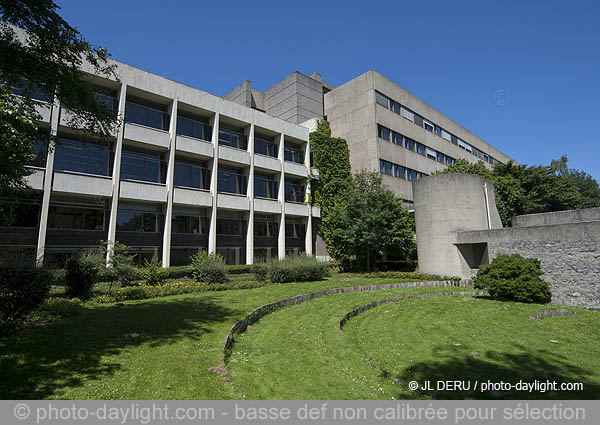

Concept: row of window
[[1, 201, 306, 238], [375, 91, 500, 165], [377, 124, 457, 166], [379, 159, 427, 181]]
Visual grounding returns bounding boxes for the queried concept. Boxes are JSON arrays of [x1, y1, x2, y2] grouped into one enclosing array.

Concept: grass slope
[[0, 276, 437, 400]]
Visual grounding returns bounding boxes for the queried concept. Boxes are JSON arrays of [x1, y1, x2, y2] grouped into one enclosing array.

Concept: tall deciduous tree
[[0, 0, 118, 196], [327, 170, 415, 272]]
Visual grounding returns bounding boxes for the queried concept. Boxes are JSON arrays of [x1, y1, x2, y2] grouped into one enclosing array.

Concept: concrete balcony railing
[[119, 180, 167, 203], [254, 198, 282, 214], [218, 145, 250, 165], [217, 193, 250, 211], [24, 168, 45, 191], [284, 161, 308, 177], [52, 171, 113, 197], [176, 134, 213, 158], [254, 154, 281, 172], [285, 202, 310, 217], [173, 187, 212, 207], [124, 122, 170, 149]]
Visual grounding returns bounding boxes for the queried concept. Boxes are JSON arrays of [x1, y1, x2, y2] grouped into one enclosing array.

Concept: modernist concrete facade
[[414, 174, 600, 309], [226, 70, 513, 204], [1, 59, 320, 267]]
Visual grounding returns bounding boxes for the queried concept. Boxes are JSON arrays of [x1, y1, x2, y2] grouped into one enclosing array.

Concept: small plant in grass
[[190, 251, 229, 284], [0, 256, 52, 336], [139, 257, 165, 286], [65, 250, 103, 299], [270, 254, 330, 283], [101, 241, 139, 287], [474, 253, 551, 303]]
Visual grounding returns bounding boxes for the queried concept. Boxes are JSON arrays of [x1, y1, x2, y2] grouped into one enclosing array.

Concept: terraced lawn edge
[[221, 279, 471, 362]]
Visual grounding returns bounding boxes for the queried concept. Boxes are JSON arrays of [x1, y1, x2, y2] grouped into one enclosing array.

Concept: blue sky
[[57, 0, 600, 179]]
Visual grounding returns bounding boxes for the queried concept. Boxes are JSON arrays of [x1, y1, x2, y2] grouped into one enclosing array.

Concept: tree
[[0, 0, 118, 196], [309, 120, 352, 257], [440, 156, 600, 226], [326, 170, 415, 272]]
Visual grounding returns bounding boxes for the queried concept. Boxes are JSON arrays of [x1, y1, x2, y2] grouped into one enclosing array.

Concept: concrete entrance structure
[[413, 174, 600, 308]]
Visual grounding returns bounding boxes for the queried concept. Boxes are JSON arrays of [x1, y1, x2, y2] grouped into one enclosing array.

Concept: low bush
[[344, 271, 450, 281], [190, 252, 229, 284], [473, 254, 551, 303], [112, 264, 139, 287], [27, 297, 84, 325], [0, 263, 52, 336], [65, 251, 102, 299], [252, 262, 270, 282], [270, 255, 330, 283], [227, 264, 253, 274], [162, 265, 193, 279], [139, 258, 166, 286]]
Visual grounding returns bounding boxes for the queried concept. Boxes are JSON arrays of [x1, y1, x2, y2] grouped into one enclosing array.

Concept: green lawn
[[0, 275, 442, 400], [2, 277, 598, 400]]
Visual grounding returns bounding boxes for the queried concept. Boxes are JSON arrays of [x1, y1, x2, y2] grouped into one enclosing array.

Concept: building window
[[177, 116, 211, 141], [375, 91, 389, 108], [254, 136, 278, 157], [414, 114, 424, 128], [284, 145, 303, 163], [116, 203, 162, 232], [404, 137, 415, 151], [441, 129, 452, 142], [407, 169, 418, 181], [125, 101, 169, 131], [172, 209, 206, 235], [416, 142, 426, 156], [254, 247, 277, 263], [48, 206, 104, 230], [401, 107, 414, 122], [451, 134, 458, 145], [217, 167, 247, 195], [219, 128, 247, 150], [379, 159, 393, 176], [255, 174, 278, 199], [30, 133, 49, 167], [285, 217, 305, 239], [174, 160, 210, 190], [426, 148, 437, 161], [216, 218, 245, 236], [424, 120, 434, 132], [437, 152, 445, 164], [216, 247, 243, 265], [434, 126, 442, 137], [284, 179, 305, 203], [377, 124, 390, 141], [394, 164, 406, 179], [121, 150, 164, 183], [1, 202, 40, 228], [446, 156, 455, 166], [391, 131, 403, 145], [254, 215, 278, 237], [389, 99, 401, 114], [54, 138, 112, 176]]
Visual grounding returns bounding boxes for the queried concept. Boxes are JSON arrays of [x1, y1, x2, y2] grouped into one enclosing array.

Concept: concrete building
[[413, 174, 600, 309], [1, 60, 320, 267], [226, 70, 513, 204]]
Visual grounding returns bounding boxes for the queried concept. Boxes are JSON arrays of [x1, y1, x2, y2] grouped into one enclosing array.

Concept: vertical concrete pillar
[[304, 138, 313, 255], [35, 97, 60, 267], [208, 113, 220, 254], [246, 124, 255, 265], [161, 99, 178, 267], [278, 133, 286, 260], [106, 83, 128, 265]]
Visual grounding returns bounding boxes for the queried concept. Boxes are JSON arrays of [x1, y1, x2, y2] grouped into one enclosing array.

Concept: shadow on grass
[[397, 344, 600, 399], [0, 295, 237, 399]]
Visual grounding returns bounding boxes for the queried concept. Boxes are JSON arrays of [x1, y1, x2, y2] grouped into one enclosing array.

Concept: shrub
[[227, 264, 253, 274], [270, 254, 330, 283], [139, 258, 165, 286], [0, 263, 52, 335], [190, 251, 229, 284], [64, 251, 102, 299], [252, 262, 269, 282], [113, 264, 139, 287], [474, 253, 551, 303]]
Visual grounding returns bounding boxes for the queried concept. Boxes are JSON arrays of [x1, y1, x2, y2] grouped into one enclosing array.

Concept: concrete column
[[208, 113, 220, 254], [106, 83, 128, 265], [161, 99, 178, 267], [35, 97, 60, 267], [278, 133, 286, 260], [304, 137, 313, 255], [246, 124, 255, 265]]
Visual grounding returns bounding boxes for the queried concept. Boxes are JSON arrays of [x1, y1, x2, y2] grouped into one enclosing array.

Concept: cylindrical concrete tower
[[412, 174, 503, 278]]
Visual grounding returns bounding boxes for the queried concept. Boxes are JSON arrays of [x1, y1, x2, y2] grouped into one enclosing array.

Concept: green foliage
[[440, 156, 600, 226], [0, 261, 51, 335], [269, 254, 330, 283], [474, 254, 551, 303], [252, 262, 270, 282], [340, 271, 451, 281], [327, 170, 416, 272], [190, 251, 229, 284], [64, 250, 102, 299], [139, 257, 165, 286]]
